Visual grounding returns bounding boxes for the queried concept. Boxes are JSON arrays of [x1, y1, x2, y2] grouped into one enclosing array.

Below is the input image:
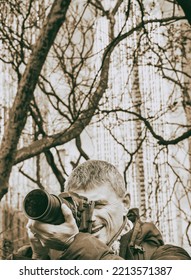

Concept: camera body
[[23, 189, 94, 232]]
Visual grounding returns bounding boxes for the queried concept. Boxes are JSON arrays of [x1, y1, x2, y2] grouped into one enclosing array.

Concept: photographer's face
[[76, 184, 128, 244]]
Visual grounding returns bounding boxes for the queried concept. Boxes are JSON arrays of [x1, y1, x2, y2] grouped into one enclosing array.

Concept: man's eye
[[95, 204, 104, 209], [94, 200, 108, 209]]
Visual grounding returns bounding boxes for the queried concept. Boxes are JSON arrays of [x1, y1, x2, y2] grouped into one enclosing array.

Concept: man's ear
[[122, 193, 131, 215]]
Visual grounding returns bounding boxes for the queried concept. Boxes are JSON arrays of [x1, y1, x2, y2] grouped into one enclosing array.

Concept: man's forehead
[[75, 184, 120, 201]]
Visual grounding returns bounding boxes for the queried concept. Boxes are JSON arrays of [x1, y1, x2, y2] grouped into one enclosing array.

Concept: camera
[[23, 189, 94, 232]]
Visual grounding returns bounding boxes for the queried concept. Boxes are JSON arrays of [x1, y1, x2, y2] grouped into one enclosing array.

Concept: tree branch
[[101, 109, 191, 145], [0, 0, 71, 199], [13, 15, 186, 165], [176, 0, 191, 25]]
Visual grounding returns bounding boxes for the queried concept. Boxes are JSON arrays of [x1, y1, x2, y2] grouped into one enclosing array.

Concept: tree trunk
[[0, 0, 71, 200]]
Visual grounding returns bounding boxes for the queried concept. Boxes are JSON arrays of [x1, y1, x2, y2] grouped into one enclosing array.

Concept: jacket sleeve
[[151, 244, 191, 260], [7, 244, 50, 260], [60, 232, 123, 260]]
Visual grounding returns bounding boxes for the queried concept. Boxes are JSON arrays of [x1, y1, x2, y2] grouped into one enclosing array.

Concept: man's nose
[[90, 211, 96, 222]]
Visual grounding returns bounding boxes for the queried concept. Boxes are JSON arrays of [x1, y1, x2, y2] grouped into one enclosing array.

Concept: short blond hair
[[65, 160, 126, 198]]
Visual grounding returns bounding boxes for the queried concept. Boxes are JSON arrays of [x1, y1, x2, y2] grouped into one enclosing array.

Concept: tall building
[[90, 0, 191, 253], [0, 0, 190, 256]]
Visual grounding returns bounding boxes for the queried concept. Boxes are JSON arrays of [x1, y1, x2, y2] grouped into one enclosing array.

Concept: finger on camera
[[31, 221, 52, 233], [61, 203, 75, 223], [26, 219, 34, 229]]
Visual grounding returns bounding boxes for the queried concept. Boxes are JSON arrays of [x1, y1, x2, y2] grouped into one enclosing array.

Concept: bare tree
[[0, 0, 71, 198], [0, 0, 191, 249]]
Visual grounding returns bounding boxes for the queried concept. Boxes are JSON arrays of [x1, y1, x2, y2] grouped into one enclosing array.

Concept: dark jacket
[[119, 222, 191, 260], [9, 230, 191, 260]]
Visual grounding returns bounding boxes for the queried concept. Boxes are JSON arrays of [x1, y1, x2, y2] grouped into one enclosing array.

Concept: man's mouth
[[91, 225, 105, 234]]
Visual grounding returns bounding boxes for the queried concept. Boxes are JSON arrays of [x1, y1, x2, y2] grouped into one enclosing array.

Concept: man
[[12, 160, 191, 260]]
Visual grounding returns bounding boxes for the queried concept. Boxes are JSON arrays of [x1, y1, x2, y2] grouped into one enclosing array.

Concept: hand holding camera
[[26, 224, 50, 259], [27, 203, 79, 252], [23, 189, 95, 255]]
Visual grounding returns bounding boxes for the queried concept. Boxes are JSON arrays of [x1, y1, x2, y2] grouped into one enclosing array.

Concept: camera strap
[[107, 216, 128, 247]]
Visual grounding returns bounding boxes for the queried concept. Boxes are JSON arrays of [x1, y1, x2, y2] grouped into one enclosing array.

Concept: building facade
[[0, 0, 191, 257], [91, 0, 191, 253]]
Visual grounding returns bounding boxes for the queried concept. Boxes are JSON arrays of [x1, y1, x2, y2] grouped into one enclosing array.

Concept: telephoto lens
[[23, 189, 65, 225]]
